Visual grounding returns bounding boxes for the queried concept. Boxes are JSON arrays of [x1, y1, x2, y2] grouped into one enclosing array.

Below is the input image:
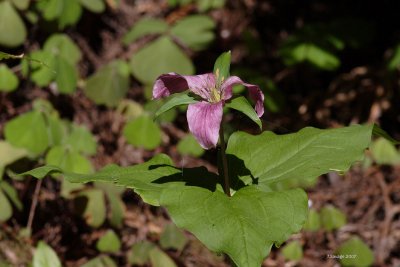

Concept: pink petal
[[153, 73, 216, 100], [152, 72, 189, 99], [187, 101, 223, 149], [221, 76, 265, 116]]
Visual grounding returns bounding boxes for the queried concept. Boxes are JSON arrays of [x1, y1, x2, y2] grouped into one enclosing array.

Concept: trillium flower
[[153, 72, 264, 149]]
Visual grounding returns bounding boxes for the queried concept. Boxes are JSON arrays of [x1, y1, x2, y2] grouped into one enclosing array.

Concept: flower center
[[209, 87, 221, 103]]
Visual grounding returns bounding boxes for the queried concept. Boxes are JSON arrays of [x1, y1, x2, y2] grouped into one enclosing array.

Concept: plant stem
[[27, 179, 42, 232], [219, 124, 231, 197]]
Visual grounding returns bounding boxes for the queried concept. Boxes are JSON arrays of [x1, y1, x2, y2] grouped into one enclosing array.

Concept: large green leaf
[[170, 15, 215, 51], [22, 154, 221, 206], [4, 111, 49, 155], [160, 185, 308, 267], [0, 1, 27, 47], [32, 241, 62, 267], [130, 36, 194, 84], [123, 18, 169, 45], [226, 124, 374, 187], [84, 60, 130, 107], [0, 64, 19, 92]]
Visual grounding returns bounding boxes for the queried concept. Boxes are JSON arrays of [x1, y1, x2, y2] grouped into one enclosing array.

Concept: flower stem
[[219, 124, 231, 197]]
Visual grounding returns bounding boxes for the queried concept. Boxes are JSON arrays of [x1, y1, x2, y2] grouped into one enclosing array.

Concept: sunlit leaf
[[225, 96, 262, 129], [154, 93, 197, 119], [45, 146, 93, 174], [80, 0, 105, 13], [371, 137, 400, 165], [227, 124, 374, 187]]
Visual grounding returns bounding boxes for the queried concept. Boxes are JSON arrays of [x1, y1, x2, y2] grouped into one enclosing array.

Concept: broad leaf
[[0, 64, 19, 92], [55, 56, 77, 93], [160, 185, 308, 267], [0, 1, 27, 47], [123, 18, 169, 45], [128, 241, 156, 265], [154, 92, 197, 119], [11, 0, 30, 10], [84, 60, 130, 107], [4, 111, 49, 155], [76, 189, 106, 227], [130, 36, 194, 84], [213, 51, 231, 85], [170, 15, 215, 51], [0, 141, 28, 176], [303, 209, 321, 231], [0, 181, 23, 211], [149, 247, 177, 267], [64, 125, 97, 156], [226, 124, 374, 187], [370, 137, 400, 165], [32, 241, 62, 267], [58, 0, 82, 29], [45, 146, 93, 174], [123, 115, 162, 150], [225, 96, 262, 129]]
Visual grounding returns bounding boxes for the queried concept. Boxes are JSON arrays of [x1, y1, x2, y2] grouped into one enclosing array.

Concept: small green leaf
[[123, 115, 162, 150], [23, 50, 56, 87], [149, 247, 177, 267], [170, 15, 216, 51], [370, 138, 400, 165], [281, 241, 303, 261], [79, 0, 105, 13], [320, 205, 346, 231], [4, 111, 49, 155], [43, 34, 82, 65], [303, 209, 321, 231], [58, 0, 82, 29], [388, 44, 400, 71], [154, 93, 197, 119], [0, 141, 28, 171], [213, 51, 231, 85], [161, 185, 308, 267], [177, 134, 204, 157], [43, 0, 63, 20], [336, 236, 374, 267], [96, 230, 121, 253], [76, 189, 106, 228], [0, 181, 23, 211], [32, 241, 62, 267], [0, 189, 12, 222], [84, 60, 130, 107], [105, 188, 125, 228], [55, 56, 77, 94], [130, 36, 194, 84], [0, 1, 27, 47], [45, 146, 93, 174], [0, 64, 19, 92], [128, 241, 156, 265], [225, 96, 262, 129], [160, 224, 188, 251], [123, 18, 169, 45], [64, 125, 97, 156], [81, 255, 117, 267]]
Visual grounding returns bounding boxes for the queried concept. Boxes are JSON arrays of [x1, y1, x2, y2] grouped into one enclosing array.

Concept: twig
[[26, 179, 43, 232]]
